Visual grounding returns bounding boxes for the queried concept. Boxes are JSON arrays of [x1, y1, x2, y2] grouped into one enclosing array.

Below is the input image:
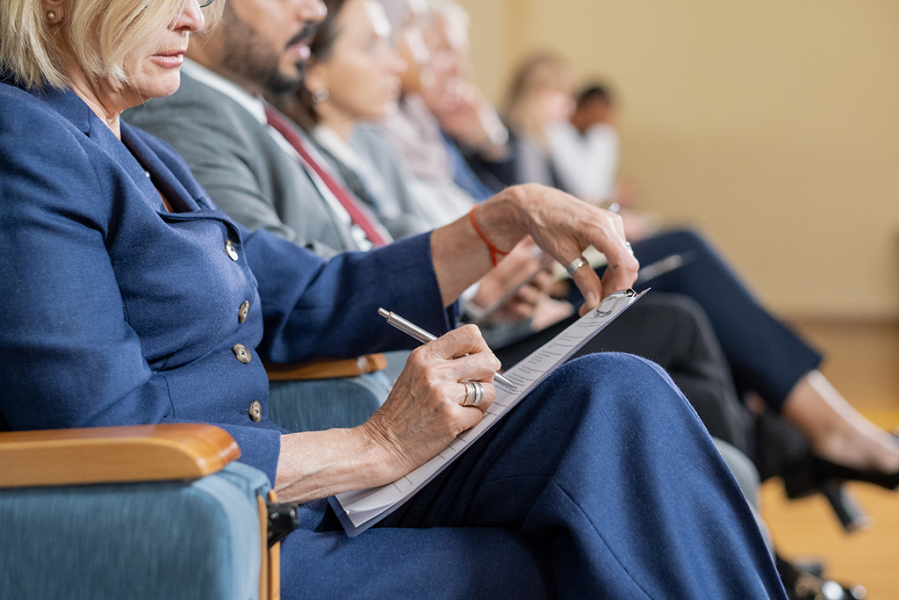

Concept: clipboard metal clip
[[595, 289, 637, 317]]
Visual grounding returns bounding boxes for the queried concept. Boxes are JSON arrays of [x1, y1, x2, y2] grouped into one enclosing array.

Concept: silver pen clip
[[594, 289, 637, 317]]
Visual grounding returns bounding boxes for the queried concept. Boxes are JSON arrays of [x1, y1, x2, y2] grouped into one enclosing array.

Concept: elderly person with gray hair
[[0, 0, 787, 597]]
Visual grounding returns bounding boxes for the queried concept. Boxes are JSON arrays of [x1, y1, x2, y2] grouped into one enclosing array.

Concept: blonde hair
[[503, 52, 578, 146], [0, 0, 223, 89]]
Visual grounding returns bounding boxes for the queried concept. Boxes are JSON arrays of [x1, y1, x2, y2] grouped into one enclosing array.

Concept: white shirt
[[546, 121, 619, 203]]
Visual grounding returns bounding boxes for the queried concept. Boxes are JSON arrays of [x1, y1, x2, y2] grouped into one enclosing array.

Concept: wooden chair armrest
[[0, 423, 240, 489], [265, 353, 388, 382]]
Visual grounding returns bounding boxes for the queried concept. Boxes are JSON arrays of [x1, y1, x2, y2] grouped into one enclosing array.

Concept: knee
[[647, 293, 714, 333], [556, 352, 703, 437], [565, 350, 651, 375], [564, 352, 682, 410]]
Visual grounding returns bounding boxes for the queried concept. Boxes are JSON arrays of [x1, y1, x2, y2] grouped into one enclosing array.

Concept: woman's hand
[[493, 185, 638, 315], [360, 324, 497, 479], [274, 325, 498, 503], [431, 184, 638, 314]]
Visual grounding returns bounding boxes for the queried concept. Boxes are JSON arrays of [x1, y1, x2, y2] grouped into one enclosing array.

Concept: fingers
[[421, 326, 498, 413], [456, 380, 496, 414], [596, 209, 638, 293], [504, 186, 637, 313], [359, 325, 504, 479], [514, 281, 542, 306], [563, 212, 637, 315], [493, 297, 535, 322], [531, 270, 556, 295], [428, 324, 498, 363], [567, 259, 604, 316], [597, 237, 638, 300]]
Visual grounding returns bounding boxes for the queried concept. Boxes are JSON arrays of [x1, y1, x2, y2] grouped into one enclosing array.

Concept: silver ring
[[461, 381, 484, 407], [624, 241, 634, 256], [566, 256, 587, 277]]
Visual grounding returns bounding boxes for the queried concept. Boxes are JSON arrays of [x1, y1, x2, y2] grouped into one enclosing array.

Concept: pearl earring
[[312, 89, 329, 103], [47, 10, 56, 20]]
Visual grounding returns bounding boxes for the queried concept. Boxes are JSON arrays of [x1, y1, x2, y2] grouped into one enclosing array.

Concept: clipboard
[[330, 288, 648, 536]]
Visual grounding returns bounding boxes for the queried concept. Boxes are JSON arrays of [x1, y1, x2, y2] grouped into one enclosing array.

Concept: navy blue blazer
[[0, 78, 453, 484]]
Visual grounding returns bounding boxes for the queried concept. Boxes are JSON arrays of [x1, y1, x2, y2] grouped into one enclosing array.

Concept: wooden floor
[[760, 319, 899, 598]]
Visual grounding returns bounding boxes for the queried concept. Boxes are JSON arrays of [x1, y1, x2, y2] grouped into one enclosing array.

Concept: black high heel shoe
[[795, 457, 899, 532], [779, 454, 871, 532], [809, 456, 899, 491], [754, 412, 871, 532]]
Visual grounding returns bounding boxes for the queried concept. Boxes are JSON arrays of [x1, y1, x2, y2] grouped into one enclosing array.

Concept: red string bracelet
[[469, 206, 508, 268]]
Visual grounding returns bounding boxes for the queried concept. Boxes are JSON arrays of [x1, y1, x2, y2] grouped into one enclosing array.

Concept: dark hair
[[576, 83, 613, 109], [290, 0, 347, 130]]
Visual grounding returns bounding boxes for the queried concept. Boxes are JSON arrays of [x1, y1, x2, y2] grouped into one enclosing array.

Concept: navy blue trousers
[[628, 229, 821, 410], [280, 353, 786, 599]]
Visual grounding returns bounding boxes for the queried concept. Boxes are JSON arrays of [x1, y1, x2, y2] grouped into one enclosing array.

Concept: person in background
[[548, 82, 619, 206], [378, 0, 496, 217], [559, 82, 656, 239]]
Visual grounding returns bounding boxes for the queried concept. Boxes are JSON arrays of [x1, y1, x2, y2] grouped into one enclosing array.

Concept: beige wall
[[457, 0, 899, 319]]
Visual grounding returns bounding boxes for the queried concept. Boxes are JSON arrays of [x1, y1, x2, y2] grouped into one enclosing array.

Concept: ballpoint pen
[[635, 252, 696, 285], [378, 308, 516, 389]]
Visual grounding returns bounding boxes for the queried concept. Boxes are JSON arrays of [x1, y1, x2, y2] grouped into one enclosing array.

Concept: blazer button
[[225, 239, 239, 261], [248, 400, 262, 422], [232, 343, 252, 364], [238, 301, 250, 324]]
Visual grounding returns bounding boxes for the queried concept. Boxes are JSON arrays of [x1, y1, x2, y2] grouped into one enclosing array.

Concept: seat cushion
[[0, 462, 270, 600]]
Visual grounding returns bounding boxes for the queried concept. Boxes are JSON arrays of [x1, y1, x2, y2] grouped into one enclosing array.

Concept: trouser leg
[[280, 509, 553, 599], [282, 353, 786, 599], [399, 353, 785, 598], [626, 228, 822, 409], [496, 292, 752, 454]]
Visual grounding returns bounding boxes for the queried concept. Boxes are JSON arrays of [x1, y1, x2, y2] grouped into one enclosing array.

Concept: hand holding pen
[[379, 308, 515, 395], [357, 321, 501, 481]]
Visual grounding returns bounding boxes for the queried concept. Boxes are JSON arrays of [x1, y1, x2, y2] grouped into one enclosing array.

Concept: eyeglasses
[[198, 0, 215, 7]]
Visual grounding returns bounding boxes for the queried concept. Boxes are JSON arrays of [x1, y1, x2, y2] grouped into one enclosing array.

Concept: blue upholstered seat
[[0, 455, 271, 599]]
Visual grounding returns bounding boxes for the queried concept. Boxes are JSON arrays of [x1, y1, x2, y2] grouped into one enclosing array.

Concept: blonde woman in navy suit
[[0, 0, 786, 597]]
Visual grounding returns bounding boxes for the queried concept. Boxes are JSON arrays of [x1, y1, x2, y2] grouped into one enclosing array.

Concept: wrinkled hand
[[359, 325, 498, 480], [478, 184, 639, 315], [431, 185, 637, 312]]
